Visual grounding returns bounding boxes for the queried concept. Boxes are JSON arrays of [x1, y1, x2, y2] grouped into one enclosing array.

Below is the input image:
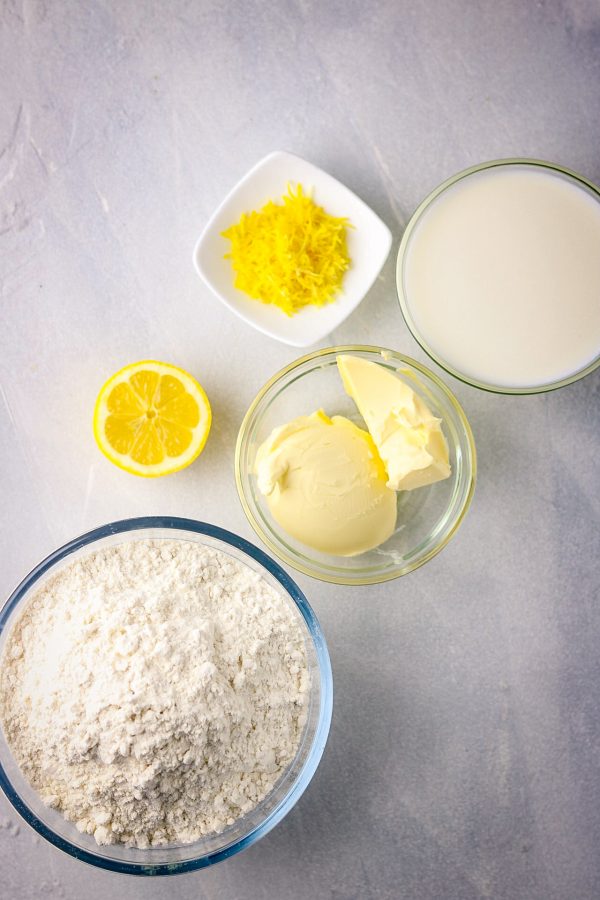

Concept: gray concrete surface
[[1, 1, 600, 898]]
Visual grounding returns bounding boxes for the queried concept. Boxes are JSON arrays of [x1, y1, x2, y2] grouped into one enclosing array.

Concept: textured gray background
[[1, 1, 600, 898]]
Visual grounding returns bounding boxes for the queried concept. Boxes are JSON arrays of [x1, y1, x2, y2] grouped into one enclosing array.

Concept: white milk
[[401, 165, 600, 389]]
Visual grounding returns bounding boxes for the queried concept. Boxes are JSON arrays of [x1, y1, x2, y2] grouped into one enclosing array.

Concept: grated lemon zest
[[222, 184, 351, 317]]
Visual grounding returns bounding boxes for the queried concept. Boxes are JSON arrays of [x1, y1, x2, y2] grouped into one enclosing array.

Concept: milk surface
[[403, 165, 600, 388]]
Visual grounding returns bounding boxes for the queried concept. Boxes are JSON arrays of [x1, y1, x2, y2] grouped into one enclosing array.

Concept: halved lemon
[[93, 360, 212, 477]]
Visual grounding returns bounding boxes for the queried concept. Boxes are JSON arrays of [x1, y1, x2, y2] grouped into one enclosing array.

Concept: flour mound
[[0, 540, 309, 848]]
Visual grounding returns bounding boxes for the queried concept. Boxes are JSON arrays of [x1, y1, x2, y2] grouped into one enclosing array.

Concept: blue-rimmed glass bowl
[[0, 517, 333, 876]]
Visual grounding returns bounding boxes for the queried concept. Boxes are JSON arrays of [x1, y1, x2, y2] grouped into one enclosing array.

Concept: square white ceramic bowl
[[193, 151, 392, 347]]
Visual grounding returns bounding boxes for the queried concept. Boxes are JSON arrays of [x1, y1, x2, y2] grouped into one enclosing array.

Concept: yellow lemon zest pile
[[93, 360, 211, 477], [222, 184, 351, 316]]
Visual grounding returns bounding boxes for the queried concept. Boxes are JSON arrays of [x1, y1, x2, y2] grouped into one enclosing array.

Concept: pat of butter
[[337, 355, 451, 491], [255, 410, 397, 557]]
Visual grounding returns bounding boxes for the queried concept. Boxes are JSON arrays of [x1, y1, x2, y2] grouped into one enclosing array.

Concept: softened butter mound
[[337, 355, 451, 491], [256, 411, 397, 557]]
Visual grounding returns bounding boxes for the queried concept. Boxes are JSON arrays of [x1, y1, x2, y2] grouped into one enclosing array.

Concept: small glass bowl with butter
[[235, 346, 476, 585]]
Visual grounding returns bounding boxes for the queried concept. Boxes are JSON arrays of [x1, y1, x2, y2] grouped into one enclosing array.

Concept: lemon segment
[[93, 360, 211, 477]]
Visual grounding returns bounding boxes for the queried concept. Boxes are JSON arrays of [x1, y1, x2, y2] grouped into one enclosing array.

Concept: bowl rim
[[0, 516, 333, 877], [235, 345, 477, 585], [192, 149, 393, 348], [395, 157, 600, 395]]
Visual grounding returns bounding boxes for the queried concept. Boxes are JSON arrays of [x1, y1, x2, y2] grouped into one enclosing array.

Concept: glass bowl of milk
[[396, 159, 600, 394]]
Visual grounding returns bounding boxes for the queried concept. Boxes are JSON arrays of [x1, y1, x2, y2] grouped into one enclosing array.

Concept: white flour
[[0, 539, 309, 848]]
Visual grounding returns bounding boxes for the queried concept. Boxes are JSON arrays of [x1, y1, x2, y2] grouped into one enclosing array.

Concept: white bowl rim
[[193, 150, 392, 347]]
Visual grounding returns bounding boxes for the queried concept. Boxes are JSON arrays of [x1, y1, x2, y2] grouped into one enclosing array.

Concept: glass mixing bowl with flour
[[0, 517, 332, 876]]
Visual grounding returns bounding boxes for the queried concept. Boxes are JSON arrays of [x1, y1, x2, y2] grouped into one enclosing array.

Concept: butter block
[[255, 410, 397, 556], [337, 355, 451, 491]]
